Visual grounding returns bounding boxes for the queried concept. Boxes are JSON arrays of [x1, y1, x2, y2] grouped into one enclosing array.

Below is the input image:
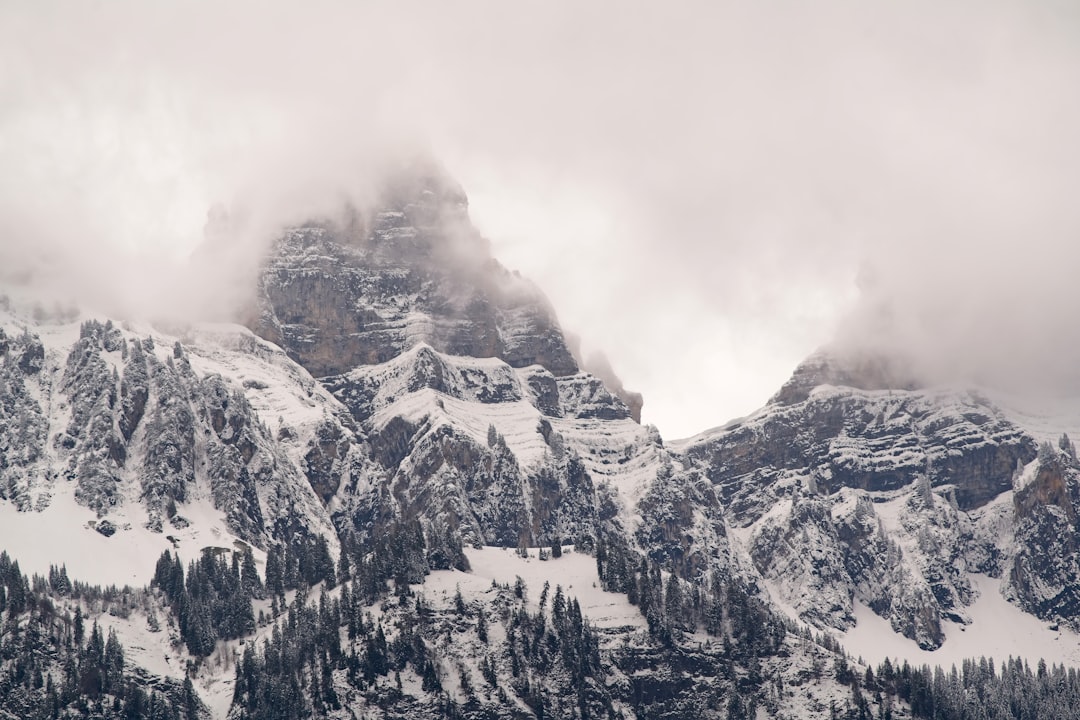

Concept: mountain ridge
[[3, 167, 1080, 718]]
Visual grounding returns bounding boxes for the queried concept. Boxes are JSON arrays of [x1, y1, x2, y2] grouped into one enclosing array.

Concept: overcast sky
[[3, 1, 1080, 438]]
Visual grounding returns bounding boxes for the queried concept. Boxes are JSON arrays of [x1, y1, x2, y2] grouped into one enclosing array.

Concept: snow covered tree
[[1060, 433, 1077, 461]]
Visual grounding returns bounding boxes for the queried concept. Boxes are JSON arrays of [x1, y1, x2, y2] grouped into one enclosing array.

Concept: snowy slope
[[843, 573, 1080, 668], [456, 545, 646, 632], [326, 342, 664, 551], [0, 302, 341, 585], [0, 485, 239, 587], [679, 350, 1080, 668]]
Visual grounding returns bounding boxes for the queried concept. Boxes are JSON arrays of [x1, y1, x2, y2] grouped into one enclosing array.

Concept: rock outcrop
[[0, 314, 342, 553], [1009, 443, 1080, 627], [251, 166, 579, 381], [323, 343, 655, 555], [686, 355, 1035, 520], [679, 350, 1042, 648]]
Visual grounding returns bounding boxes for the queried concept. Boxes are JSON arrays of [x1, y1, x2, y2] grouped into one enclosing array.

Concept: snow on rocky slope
[[6, 163, 1080, 717], [678, 350, 1080, 666], [0, 301, 344, 585], [324, 340, 663, 550]]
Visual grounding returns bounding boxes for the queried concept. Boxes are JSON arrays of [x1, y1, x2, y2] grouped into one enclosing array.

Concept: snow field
[[842, 574, 1080, 669], [372, 386, 550, 470], [424, 546, 646, 634], [0, 445, 263, 589]]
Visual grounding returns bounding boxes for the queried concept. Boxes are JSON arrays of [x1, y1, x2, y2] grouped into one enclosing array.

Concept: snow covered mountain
[[0, 312, 342, 583], [678, 351, 1080, 662], [4, 164, 1080, 719]]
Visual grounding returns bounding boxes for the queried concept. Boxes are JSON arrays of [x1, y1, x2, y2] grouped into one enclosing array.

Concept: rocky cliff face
[[769, 350, 922, 406], [251, 167, 578, 380], [0, 313, 345, 561], [688, 354, 1035, 519], [676, 350, 1080, 649], [1008, 443, 1080, 628], [242, 162, 661, 564], [249, 164, 648, 422], [320, 342, 662, 561]]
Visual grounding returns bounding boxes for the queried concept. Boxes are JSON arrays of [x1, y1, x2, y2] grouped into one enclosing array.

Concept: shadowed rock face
[[686, 354, 1036, 522], [1010, 450, 1080, 627], [251, 166, 579, 382], [674, 351, 1049, 648]]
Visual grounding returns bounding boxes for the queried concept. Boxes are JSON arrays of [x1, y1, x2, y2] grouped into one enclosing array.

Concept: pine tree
[[454, 585, 467, 616], [551, 535, 562, 558], [477, 607, 488, 643], [664, 571, 685, 639], [312, 536, 337, 588], [1060, 433, 1077, 461], [265, 546, 285, 600], [240, 547, 263, 599], [183, 675, 199, 719], [73, 606, 84, 648], [336, 544, 351, 583]]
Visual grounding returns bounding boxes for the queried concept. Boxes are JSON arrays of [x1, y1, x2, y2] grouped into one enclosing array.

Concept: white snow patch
[[550, 416, 660, 505], [94, 608, 187, 681], [425, 546, 647, 632], [842, 574, 1080, 668], [372, 387, 549, 469], [0, 484, 253, 587]]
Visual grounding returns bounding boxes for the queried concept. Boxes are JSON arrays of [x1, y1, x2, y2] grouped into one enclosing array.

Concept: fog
[[2, 1, 1079, 437]]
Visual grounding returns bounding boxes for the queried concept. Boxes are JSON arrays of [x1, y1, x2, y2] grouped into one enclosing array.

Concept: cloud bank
[[2, 1, 1079, 436]]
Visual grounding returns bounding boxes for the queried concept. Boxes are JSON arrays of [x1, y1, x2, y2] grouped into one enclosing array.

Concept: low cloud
[[2, 1, 1079, 436]]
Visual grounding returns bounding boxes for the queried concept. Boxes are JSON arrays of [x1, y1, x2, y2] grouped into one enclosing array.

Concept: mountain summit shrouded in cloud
[[3, 0, 1080, 436], [9, 6, 1080, 718]]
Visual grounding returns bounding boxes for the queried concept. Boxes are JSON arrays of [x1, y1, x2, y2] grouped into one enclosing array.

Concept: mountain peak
[[770, 347, 922, 405], [249, 167, 580, 381]]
